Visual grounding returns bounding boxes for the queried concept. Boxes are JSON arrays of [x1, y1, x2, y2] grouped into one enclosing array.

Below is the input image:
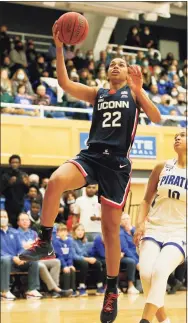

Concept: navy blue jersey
[[87, 85, 139, 155]]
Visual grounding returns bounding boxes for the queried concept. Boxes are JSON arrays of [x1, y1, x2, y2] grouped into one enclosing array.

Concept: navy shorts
[[68, 145, 132, 209]]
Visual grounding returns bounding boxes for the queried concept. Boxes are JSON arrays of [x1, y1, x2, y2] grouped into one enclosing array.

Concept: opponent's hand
[[52, 21, 63, 48], [133, 226, 145, 246], [127, 65, 143, 94]]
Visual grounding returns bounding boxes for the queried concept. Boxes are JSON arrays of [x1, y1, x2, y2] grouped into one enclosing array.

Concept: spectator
[[27, 201, 41, 233], [180, 66, 187, 89], [114, 45, 124, 58], [0, 210, 42, 300], [72, 224, 105, 296], [95, 69, 109, 88], [79, 68, 90, 85], [39, 178, 49, 198], [95, 50, 111, 70], [170, 87, 179, 105], [0, 25, 11, 58], [168, 65, 177, 81], [152, 65, 162, 82], [48, 40, 62, 60], [87, 60, 96, 78], [62, 191, 78, 229], [176, 93, 186, 115], [34, 84, 51, 106], [141, 57, 150, 68], [28, 54, 48, 84], [180, 109, 187, 128], [9, 41, 28, 74], [148, 51, 161, 67], [17, 213, 68, 298], [2, 55, 12, 71], [24, 184, 40, 213], [14, 84, 34, 105], [29, 173, 40, 186], [140, 26, 154, 48], [157, 94, 175, 115], [64, 45, 75, 60], [148, 84, 161, 105], [136, 51, 145, 65], [120, 214, 140, 294], [129, 55, 137, 65], [12, 69, 34, 96], [72, 48, 86, 71], [168, 261, 187, 294], [125, 26, 141, 47], [85, 49, 94, 66], [1, 155, 29, 228], [53, 224, 77, 296], [26, 40, 37, 64], [74, 185, 101, 241], [47, 58, 57, 79], [1, 68, 12, 96], [141, 66, 152, 91], [163, 109, 179, 127], [157, 71, 174, 95], [166, 52, 174, 65]]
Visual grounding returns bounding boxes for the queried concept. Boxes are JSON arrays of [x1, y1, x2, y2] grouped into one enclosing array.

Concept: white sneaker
[[1, 291, 16, 301], [26, 290, 42, 299], [127, 286, 140, 294]]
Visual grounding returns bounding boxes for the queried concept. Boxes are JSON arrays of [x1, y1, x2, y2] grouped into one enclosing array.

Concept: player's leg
[[140, 245, 184, 323], [100, 203, 122, 323], [19, 162, 86, 261], [139, 240, 169, 322]]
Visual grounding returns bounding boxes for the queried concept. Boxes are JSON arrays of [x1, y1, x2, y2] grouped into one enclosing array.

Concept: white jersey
[[145, 159, 186, 239]]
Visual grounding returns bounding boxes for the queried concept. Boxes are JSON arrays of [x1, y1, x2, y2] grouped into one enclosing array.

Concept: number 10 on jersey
[[102, 111, 121, 128]]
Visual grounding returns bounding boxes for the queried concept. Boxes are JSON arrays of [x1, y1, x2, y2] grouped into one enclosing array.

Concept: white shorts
[[142, 230, 186, 259]]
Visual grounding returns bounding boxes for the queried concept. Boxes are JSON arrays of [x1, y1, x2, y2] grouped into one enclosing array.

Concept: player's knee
[[140, 267, 152, 283], [48, 171, 67, 192], [151, 265, 166, 282], [102, 222, 119, 239]]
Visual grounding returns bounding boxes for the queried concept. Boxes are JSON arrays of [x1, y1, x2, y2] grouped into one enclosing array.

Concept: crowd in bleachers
[[1, 154, 187, 300], [0, 24, 187, 126]]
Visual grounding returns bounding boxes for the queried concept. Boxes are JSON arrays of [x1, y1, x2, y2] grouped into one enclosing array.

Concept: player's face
[[174, 132, 186, 153], [108, 58, 128, 83]]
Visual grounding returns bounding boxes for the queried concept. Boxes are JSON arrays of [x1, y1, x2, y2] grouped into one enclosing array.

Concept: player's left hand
[[127, 65, 143, 93]]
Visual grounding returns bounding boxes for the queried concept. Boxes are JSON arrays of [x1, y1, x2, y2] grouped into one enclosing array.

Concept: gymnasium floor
[[2, 292, 186, 323]]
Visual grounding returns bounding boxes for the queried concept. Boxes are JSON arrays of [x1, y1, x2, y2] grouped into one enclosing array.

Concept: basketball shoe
[[100, 288, 119, 323], [19, 238, 55, 261]]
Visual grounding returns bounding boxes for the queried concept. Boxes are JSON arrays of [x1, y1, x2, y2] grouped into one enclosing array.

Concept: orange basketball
[[57, 12, 89, 45]]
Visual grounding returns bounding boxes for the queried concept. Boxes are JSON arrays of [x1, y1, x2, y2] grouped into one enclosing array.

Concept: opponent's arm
[[53, 22, 98, 106], [134, 162, 165, 245], [128, 65, 161, 123]]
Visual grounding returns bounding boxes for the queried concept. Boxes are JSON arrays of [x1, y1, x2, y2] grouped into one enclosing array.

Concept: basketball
[[57, 12, 89, 45]]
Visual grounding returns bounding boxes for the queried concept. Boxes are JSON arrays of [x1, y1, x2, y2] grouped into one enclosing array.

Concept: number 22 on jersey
[[102, 111, 121, 128]]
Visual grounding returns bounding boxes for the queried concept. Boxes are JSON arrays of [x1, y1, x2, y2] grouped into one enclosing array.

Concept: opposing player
[[19, 22, 161, 323], [134, 131, 186, 323]]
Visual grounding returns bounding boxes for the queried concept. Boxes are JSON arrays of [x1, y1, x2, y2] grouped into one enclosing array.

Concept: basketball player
[[134, 131, 186, 323], [19, 22, 161, 323]]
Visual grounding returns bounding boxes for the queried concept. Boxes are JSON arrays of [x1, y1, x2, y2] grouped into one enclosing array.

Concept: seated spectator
[[129, 55, 137, 65], [141, 66, 152, 91], [72, 49, 86, 71], [9, 41, 28, 74], [140, 26, 154, 48], [79, 68, 90, 85], [180, 66, 187, 89], [85, 49, 94, 67], [157, 71, 174, 95], [152, 65, 162, 82], [157, 94, 175, 115], [74, 184, 101, 242], [26, 39, 37, 64], [12, 69, 34, 96], [1, 68, 12, 95], [39, 177, 49, 198], [163, 109, 179, 127], [53, 224, 77, 296], [125, 26, 141, 47], [72, 224, 105, 296], [87, 60, 96, 78], [2, 55, 12, 72], [48, 40, 62, 60], [0, 25, 11, 58], [17, 213, 69, 298], [95, 50, 111, 70], [14, 84, 33, 105], [148, 84, 161, 105], [170, 87, 179, 105], [47, 58, 57, 79], [27, 201, 41, 233], [120, 214, 140, 294], [175, 93, 186, 115], [24, 184, 40, 212], [136, 51, 145, 65], [0, 210, 42, 300], [29, 173, 40, 186], [28, 54, 48, 85], [95, 69, 109, 88], [168, 65, 177, 81], [114, 45, 124, 58], [34, 84, 51, 106], [64, 45, 75, 61], [165, 52, 174, 66], [148, 50, 161, 67]]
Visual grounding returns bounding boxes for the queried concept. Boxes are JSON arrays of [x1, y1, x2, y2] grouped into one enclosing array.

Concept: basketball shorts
[[141, 230, 186, 259], [67, 146, 131, 209]]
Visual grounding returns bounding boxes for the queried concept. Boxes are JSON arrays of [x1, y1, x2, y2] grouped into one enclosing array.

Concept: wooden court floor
[[1, 292, 186, 323]]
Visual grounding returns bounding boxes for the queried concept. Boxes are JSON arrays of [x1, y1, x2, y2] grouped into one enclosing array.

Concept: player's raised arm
[[128, 65, 161, 123], [134, 162, 165, 246], [52, 22, 98, 106]]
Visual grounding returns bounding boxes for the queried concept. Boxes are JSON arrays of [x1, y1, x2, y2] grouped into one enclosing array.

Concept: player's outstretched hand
[[127, 65, 143, 94], [52, 21, 63, 48], [133, 226, 145, 246]]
